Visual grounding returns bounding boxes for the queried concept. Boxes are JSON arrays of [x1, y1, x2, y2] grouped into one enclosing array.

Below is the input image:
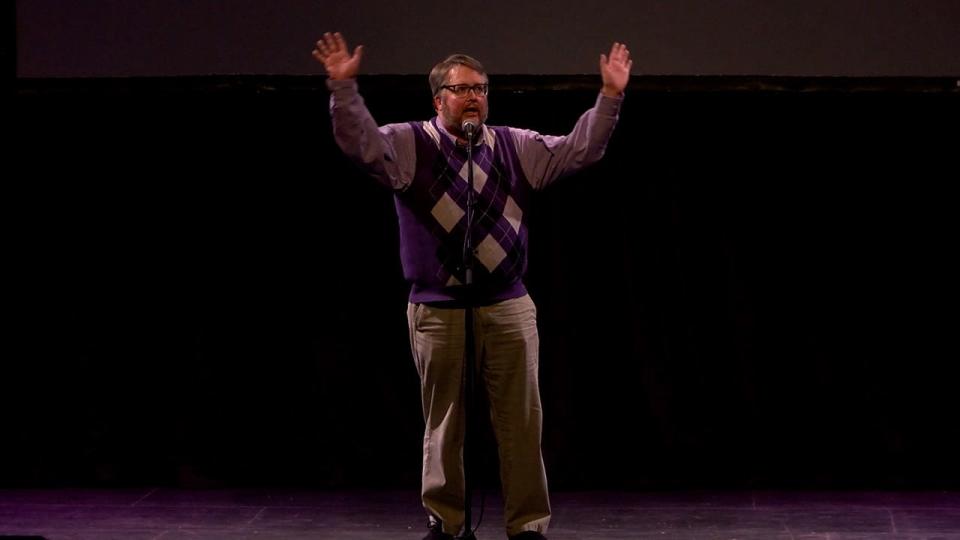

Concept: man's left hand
[[600, 42, 632, 97]]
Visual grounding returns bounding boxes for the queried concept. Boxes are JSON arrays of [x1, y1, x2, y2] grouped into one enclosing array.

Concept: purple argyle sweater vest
[[396, 118, 532, 305]]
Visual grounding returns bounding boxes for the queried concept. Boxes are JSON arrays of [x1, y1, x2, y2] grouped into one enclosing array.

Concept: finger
[[609, 42, 619, 60], [335, 32, 349, 54], [600, 53, 608, 68], [317, 39, 331, 58], [353, 44, 364, 61], [626, 59, 633, 72], [320, 33, 336, 55]]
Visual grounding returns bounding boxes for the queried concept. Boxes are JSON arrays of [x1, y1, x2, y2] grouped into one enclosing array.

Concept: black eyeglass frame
[[439, 84, 490, 97]]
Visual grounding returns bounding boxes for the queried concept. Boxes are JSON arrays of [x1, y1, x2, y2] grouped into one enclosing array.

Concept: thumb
[[599, 54, 607, 69], [353, 45, 364, 61]]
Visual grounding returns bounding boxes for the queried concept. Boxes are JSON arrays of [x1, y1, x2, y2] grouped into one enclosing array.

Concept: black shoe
[[423, 516, 455, 540], [509, 532, 547, 540]]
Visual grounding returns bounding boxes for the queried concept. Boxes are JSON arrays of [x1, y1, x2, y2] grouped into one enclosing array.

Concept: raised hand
[[599, 42, 632, 97], [312, 32, 364, 80]]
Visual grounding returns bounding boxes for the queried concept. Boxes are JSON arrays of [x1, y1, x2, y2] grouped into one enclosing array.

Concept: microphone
[[462, 120, 477, 138]]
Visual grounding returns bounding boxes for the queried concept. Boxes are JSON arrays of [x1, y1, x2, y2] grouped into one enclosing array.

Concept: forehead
[[445, 65, 487, 85]]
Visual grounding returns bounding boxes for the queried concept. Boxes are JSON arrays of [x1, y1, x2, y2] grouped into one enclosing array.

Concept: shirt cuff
[[595, 92, 623, 117], [326, 78, 358, 93]]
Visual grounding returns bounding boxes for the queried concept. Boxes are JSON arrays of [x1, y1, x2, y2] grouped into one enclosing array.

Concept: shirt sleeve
[[327, 78, 416, 191], [509, 93, 622, 190]]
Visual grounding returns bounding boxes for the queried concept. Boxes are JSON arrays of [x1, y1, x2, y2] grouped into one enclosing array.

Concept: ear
[[433, 95, 442, 114]]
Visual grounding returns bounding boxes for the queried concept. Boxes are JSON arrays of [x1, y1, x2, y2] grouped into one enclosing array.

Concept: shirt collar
[[433, 117, 488, 148]]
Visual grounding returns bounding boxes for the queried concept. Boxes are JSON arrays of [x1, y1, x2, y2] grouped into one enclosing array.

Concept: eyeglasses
[[440, 84, 489, 97]]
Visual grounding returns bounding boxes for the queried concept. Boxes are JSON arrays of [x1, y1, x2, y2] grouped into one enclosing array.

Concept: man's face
[[434, 65, 489, 138]]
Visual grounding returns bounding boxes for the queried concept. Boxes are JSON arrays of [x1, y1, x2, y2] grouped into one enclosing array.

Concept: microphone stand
[[459, 122, 478, 540]]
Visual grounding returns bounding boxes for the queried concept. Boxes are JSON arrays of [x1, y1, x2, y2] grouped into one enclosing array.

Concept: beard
[[439, 98, 487, 135]]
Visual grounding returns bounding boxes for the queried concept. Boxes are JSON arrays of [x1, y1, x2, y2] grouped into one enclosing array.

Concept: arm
[[314, 32, 414, 190], [510, 95, 621, 190], [512, 42, 632, 190]]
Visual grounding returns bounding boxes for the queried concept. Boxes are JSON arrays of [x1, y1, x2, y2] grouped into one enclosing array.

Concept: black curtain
[[9, 76, 959, 489]]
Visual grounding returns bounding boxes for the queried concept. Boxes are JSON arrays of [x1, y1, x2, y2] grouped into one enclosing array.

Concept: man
[[313, 32, 630, 540]]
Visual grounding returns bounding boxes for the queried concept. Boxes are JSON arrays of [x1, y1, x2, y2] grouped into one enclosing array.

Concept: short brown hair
[[429, 54, 487, 97]]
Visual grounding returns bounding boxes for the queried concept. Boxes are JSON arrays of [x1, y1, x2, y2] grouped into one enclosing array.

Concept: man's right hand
[[312, 32, 363, 80]]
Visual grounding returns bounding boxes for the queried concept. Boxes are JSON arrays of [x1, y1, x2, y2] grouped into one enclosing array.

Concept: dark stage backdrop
[[10, 75, 959, 490], [15, 0, 960, 77]]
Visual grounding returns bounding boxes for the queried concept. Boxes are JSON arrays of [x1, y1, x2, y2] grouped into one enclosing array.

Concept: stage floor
[[1, 489, 958, 539]]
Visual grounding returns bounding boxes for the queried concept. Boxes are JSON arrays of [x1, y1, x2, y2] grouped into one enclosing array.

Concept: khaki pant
[[407, 294, 550, 537]]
